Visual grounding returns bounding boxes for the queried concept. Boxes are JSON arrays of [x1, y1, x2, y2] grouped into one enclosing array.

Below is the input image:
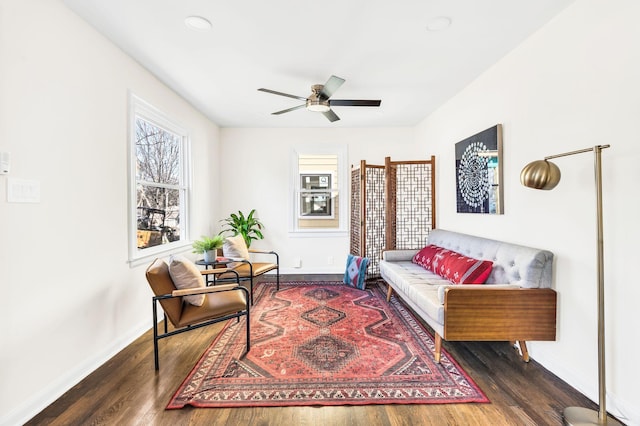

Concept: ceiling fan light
[[426, 16, 452, 32], [184, 16, 212, 31], [306, 100, 330, 112]]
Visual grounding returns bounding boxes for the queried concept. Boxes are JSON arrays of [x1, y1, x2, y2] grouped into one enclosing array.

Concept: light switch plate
[[0, 152, 9, 174], [7, 178, 41, 203]]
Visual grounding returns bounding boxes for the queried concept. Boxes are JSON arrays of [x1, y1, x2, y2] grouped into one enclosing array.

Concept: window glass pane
[[129, 95, 189, 262], [136, 185, 181, 249], [300, 193, 332, 217], [135, 117, 181, 185], [297, 154, 339, 227], [300, 174, 331, 190]]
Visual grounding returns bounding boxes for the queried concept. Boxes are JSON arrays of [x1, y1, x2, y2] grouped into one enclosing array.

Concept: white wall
[[220, 127, 419, 273], [4, 0, 639, 424], [0, 1, 221, 424], [414, 0, 640, 423]]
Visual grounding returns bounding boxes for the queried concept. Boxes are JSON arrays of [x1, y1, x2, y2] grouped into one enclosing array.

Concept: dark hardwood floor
[[27, 275, 599, 426]]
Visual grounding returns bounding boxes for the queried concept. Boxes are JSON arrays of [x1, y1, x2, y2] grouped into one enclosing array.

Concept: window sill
[[128, 241, 191, 268]]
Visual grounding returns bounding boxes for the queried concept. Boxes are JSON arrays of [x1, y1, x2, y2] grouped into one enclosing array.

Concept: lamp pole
[[595, 145, 607, 424], [521, 145, 621, 425]]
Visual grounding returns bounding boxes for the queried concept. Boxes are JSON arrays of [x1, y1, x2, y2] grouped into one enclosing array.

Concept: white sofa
[[379, 229, 557, 363]]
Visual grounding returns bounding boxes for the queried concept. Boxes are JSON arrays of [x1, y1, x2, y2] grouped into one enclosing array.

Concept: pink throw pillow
[[412, 245, 442, 271], [438, 250, 493, 284]]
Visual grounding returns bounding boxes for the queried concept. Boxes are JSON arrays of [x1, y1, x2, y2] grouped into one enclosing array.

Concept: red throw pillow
[[438, 250, 493, 285], [412, 245, 442, 271]]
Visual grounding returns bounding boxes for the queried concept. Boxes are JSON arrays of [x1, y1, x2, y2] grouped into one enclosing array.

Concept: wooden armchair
[[145, 258, 250, 370]]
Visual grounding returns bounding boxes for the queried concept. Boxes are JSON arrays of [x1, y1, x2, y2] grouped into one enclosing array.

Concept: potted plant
[[192, 235, 224, 262], [220, 209, 264, 248]]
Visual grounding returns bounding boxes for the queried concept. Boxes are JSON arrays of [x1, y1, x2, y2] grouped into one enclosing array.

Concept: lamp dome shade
[[520, 160, 561, 190]]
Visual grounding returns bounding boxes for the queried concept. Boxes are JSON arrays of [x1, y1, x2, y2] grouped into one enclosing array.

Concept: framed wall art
[[455, 124, 503, 214]]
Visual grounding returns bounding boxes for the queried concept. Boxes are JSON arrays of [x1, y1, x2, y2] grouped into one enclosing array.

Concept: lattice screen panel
[[350, 157, 435, 281], [350, 162, 386, 279], [363, 165, 386, 278], [350, 167, 362, 257], [386, 158, 436, 250]]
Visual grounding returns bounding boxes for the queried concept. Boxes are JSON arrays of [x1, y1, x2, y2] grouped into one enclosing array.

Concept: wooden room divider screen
[[350, 161, 386, 279], [350, 156, 436, 280]]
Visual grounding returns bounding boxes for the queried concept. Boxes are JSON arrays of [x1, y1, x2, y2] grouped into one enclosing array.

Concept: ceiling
[[62, 0, 574, 128]]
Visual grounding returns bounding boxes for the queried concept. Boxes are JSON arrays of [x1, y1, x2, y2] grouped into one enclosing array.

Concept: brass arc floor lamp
[[520, 145, 622, 426]]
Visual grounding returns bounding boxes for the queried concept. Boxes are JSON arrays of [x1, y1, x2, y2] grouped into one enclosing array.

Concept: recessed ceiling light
[[426, 16, 452, 32], [184, 16, 212, 31]]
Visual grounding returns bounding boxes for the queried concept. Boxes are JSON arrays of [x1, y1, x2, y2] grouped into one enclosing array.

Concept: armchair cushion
[[223, 235, 250, 267], [219, 262, 278, 279], [178, 289, 248, 328], [168, 255, 206, 306]]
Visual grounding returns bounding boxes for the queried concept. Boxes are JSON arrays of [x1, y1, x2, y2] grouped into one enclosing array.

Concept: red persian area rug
[[167, 281, 489, 409]]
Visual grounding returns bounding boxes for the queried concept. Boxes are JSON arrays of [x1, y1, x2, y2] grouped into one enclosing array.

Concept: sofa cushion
[[413, 244, 493, 285], [427, 229, 554, 288], [412, 245, 441, 271], [435, 249, 493, 284], [379, 261, 449, 296], [168, 255, 206, 306], [379, 260, 448, 326]]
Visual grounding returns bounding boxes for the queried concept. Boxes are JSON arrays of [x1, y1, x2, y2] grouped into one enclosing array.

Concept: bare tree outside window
[[128, 95, 190, 263], [135, 117, 183, 249]]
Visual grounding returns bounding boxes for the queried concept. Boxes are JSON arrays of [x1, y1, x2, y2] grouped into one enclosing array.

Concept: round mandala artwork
[[458, 141, 490, 208]]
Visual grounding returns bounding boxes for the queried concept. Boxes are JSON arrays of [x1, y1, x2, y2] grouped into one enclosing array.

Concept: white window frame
[[289, 144, 348, 237], [127, 94, 191, 265]]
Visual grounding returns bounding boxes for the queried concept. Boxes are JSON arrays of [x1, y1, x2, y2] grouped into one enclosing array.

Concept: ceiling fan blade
[[258, 88, 307, 101], [319, 75, 345, 99], [272, 104, 306, 115], [322, 109, 340, 122], [330, 99, 382, 107]]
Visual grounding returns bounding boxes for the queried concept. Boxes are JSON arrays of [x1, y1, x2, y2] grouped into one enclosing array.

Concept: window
[[128, 95, 190, 263], [290, 146, 347, 236], [299, 173, 334, 218]]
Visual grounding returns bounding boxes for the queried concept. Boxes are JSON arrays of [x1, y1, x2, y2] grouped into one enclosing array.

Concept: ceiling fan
[[258, 75, 381, 122]]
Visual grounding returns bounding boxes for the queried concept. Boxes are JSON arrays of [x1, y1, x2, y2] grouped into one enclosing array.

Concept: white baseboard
[[534, 352, 639, 426], [278, 267, 344, 275], [0, 319, 150, 426]]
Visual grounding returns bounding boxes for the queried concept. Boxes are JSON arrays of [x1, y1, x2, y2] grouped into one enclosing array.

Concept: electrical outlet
[[327, 256, 334, 265], [293, 257, 302, 268]]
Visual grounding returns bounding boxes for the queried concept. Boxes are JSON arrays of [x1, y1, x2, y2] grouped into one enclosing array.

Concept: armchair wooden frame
[[146, 260, 250, 370]]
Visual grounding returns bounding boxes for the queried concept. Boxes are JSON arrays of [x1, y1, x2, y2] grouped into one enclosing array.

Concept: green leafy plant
[[220, 209, 264, 248], [191, 235, 224, 253]]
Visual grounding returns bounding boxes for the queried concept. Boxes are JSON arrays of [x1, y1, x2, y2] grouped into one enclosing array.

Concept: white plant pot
[[203, 250, 217, 262]]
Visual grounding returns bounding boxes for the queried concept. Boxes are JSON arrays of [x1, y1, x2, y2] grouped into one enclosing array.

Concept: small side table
[[196, 258, 235, 286]]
